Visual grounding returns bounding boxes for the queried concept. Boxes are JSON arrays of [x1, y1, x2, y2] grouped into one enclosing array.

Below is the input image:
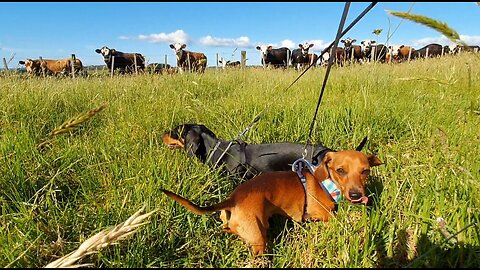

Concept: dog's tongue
[[351, 196, 369, 205]]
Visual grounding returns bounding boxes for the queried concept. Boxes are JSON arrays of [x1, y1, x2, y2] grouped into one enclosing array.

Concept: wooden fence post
[[164, 54, 168, 67], [70, 54, 76, 78], [408, 47, 412, 62], [371, 46, 375, 62], [134, 54, 138, 75], [241, 50, 246, 69], [187, 52, 191, 72], [216, 53, 219, 69], [110, 56, 115, 78], [425, 48, 429, 58], [441, 46, 445, 56], [2, 58, 8, 71]]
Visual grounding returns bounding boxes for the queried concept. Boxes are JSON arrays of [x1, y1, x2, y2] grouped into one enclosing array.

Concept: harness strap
[[292, 158, 341, 221]]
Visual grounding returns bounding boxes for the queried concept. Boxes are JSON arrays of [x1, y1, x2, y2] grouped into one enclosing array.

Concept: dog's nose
[[349, 190, 362, 200]]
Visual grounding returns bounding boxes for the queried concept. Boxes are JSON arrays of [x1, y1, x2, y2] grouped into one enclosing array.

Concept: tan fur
[[161, 150, 382, 256]]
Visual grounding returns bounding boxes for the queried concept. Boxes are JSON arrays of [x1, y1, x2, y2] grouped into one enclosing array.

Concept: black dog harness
[[292, 158, 341, 221]]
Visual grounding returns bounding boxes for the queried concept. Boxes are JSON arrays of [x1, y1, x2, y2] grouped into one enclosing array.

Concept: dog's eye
[[336, 168, 346, 175]]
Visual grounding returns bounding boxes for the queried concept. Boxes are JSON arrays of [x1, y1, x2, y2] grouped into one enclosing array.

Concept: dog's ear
[[185, 129, 203, 158], [200, 131, 218, 152], [368, 154, 383, 167]]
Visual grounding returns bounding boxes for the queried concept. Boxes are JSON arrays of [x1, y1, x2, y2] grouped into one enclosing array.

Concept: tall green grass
[[1, 53, 479, 267]]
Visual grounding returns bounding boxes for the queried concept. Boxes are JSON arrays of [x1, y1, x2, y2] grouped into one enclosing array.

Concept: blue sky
[[1, 2, 479, 67]]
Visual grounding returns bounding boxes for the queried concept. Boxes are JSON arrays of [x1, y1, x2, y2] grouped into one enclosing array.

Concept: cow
[[218, 58, 241, 69], [320, 47, 346, 67], [95, 46, 145, 74], [360, 40, 388, 63], [256, 45, 291, 68], [386, 45, 415, 63], [146, 63, 171, 74], [291, 42, 314, 70], [413, 43, 445, 59], [169, 43, 207, 73], [450, 44, 480, 54], [341, 38, 364, 64], [19, 58, 83, 76]]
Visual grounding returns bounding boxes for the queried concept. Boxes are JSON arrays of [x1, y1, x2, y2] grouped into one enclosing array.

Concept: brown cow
[[341, 38, 364, 64], [19, 58, 83, 76], [169, 43, 207, 73]]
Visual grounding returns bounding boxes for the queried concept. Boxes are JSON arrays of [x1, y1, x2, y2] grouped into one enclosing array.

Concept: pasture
[[1, 53, 479, 267]]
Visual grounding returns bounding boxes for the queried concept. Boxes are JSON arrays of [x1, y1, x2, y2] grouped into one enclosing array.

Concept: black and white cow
[[256, 45, 291, 68], [360, 40, 388, 63], [291, 42, 314, 70], [95, 46, 145, 74]]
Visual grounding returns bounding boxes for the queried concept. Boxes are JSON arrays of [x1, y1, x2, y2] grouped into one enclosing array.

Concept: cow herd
[[16, 39, 480, 77]]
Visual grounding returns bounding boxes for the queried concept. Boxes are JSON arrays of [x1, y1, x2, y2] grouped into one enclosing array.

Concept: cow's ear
[[256, 46, 261, 50], [95, 49, 101, 53], [361, 41, 364, 45], [298, 44, 303, 48], [372, 40, 377, 44], [169, 44, 175, 49], [352, 39, 356, 43], [19, 60, 25, 65], [267, 45, 273, 50], [111, 49, 116, 54], [181, 44, 186, 49], [309, 43, 314, 48], [399, 45, 404, 49], [340, 40, 345, 43]]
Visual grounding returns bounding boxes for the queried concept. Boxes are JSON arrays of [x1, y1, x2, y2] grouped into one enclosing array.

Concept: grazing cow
[[341, 38, 364, 63], [256, 45, 291, 68], [169, 43, 207, 73], [360, 40, 388, 63], [413, 43, 445, 59], [19, 58, 83, 76], [95, 46, 145, 74], [146, 63, 171, 74], [291, 42, 314, 70], [218, 58, 241, 69]]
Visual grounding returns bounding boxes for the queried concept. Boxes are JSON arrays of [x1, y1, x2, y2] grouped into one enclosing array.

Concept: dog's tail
[[161, 189, 231, 215]]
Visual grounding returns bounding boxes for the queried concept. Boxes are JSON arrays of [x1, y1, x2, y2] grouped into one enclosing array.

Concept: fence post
[[134, 54, 138, 75], [2, 58, 8, 71], [475, 48, 479, 53], [241, 50, 246, 69], [441, 46, 445, 56], [187, 52, 191, 72], [425, 48, 429, 58], [216, 53, 219, 69], [70, 54, 76, 78], [408, 47, 412, 62], [388, 49, 392, 63], [164, 54, 168, 68], [371, 46, 375, 62], [110, 56, 115, 78], [39, 56, 46, 77], [286, 49, 290, 68]]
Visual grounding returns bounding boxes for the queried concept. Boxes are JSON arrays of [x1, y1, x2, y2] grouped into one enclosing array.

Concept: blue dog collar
[[320, 179, 342, 204]]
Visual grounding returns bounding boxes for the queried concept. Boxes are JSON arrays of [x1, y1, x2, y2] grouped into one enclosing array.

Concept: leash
[[209, 2, 378, 167]]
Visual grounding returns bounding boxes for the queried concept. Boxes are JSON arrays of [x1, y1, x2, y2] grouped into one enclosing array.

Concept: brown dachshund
[[161, 149, 382, 256]]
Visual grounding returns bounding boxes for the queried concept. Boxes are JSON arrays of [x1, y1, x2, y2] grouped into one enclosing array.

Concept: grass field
[[1, 53, 479, 267]]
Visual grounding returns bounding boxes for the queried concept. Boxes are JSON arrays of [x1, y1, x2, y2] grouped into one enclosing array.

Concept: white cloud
[[199, 35, 251, 47], [281, 39, 295, 49], [305, 39, 329, 51], [411, 34, 480, 48], [119, 29, 189, 44]]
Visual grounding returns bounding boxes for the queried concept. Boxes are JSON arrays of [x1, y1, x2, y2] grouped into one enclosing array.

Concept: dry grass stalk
[[49, 104, 107, 137], [387, 11, 468, 47], [44, 206, 157, 268]]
